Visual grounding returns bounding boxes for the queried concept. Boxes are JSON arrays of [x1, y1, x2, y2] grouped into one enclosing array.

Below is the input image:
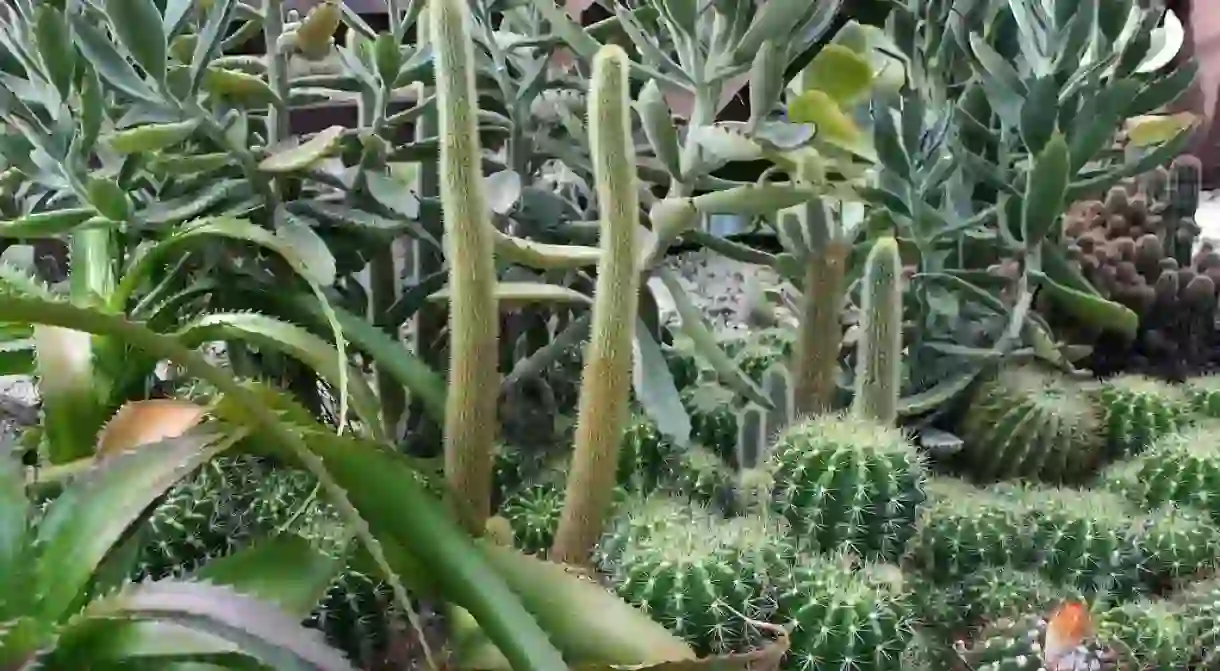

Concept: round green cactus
[[616, 414, 676, 493], [1096, 600, 1191, 670], [1094, 374, 1193, 458], [955, 365, 1106, 483], [664, 446, 736, 511], [603, 497, 794, 655], [499, 483, 564, 555], [1130, 504, 1220, 583], [1178, 578, 1220, 668], [1103, 421, 1220, 522], [1182, 374, 1220, 418], [957, 612, 1119, 671], [768, 414, 926, 560], [134, 455, 267, 580], [958, 568, 1082, 632], [907, 478, 1033, 582], [776, 553, 916, 671], [1015, 486, 1145, 598], [307, 567, 395, 667], [730, 328, 794, 383], [680, 385, 740, 462], [661, 342, 700, 391]]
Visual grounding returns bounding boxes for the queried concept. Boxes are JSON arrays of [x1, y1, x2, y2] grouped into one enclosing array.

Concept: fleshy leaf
[[632, 325, 690, 448], [258, 126, 346, 173], [486, 170, 524, 215], [192, 535, 343, 618], [95, 399, 209, 460], [797, 44, 874, 106], [80, 580, 359, 670], [427, 282, 592, 307], [33, 430, 235, 621]]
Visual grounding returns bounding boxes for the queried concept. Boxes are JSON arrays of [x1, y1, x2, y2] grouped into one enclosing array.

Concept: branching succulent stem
[[432, 0, 500, 534], [551, 45, 640, 566]]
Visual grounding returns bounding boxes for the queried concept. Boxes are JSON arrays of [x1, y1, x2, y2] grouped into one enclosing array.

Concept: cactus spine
[[852, 236, 902, 425], [432, 0, 500, 533], [550, 45, 641, 565]]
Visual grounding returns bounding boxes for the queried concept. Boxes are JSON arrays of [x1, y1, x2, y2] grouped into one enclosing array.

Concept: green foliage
[[767, 414, 926, 560], [1104, 421, 1220, 522], [955, 365, 1106, 483], [1130, 504, 1220, 583], [500, 483, 565, 555], [1096, 599, 1192, 670], [958, 613, 1114, 671], [907, 478, 1032, 582]]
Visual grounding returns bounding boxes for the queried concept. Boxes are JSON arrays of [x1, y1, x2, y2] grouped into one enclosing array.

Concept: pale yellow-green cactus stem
[[851, 236, 903, 426], [432, 0, 500, 533], [550, 44, 640, 566]]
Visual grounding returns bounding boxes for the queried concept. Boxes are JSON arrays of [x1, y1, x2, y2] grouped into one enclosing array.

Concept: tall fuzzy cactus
[[432, 0, 501, 533], [852, 236, 903, 425], [1166, 155, 1202, 266], [790, 201, 850, 416], [550, 44, 641, 565]]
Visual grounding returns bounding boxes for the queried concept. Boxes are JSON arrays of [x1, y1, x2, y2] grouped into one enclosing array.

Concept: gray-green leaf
[[103, 0, 168, 85]]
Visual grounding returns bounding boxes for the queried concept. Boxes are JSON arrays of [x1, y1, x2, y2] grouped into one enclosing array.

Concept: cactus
[[792, 202, 851, 416], [958, 568, 1083, 632], [1095, 600, 1191, 669], [957, 613, 1119, 671], [308, 568, 395, 666], [432, 0, 501, 532], [499, 483, 565, 555], [603, 498, 794, 655], [1183, 374, 1220, 417], [1130, 504, 1220, 583], [551, 45, 642, 565], [767, 414, 926, 560], [954, 364, 1106, 483], [616, 415, 678, 493], [134, 455, 266, 580], [776, 553, 916, 671], [1015, 486, 1145, 598], [734, 365, 796, 470], [1178, 578, 1220, 668], [681, 385, 740, 463], [1166, 154, 1203, 266], [1093, 374, 1193, 458], [1103, 421, 1220, 522], [664, 446, 737, 512], [907, 478, 1034, 582], [852, 236, 903, 426]]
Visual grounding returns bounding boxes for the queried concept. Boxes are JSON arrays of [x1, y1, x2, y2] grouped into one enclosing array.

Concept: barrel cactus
[[1103, 421, 1220, 522], [1183, 374, 1220, 418], [768, 414, 925, 560], [1130, 504, 1220, 583], [1093, 374, 1192, 458], [616, 414, 677, 493], [958, 568, 1082, 632], [957, 612, 1119, 671], [955, 365, 1106, 483], [1096, 600, 1191, 670], [1178, 578, 1220, 668], [776, 553, 915, 671], [603, 498, 794, 655], [907, 478, 1033, 582], [499, 483, 565, 555]]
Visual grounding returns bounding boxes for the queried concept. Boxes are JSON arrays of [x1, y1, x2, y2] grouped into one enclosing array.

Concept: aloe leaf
[[0, 444, 28, 595], [34, 324, 108, 464], [0, 296, 565, 671], [0, 209, 98, 238], [427, 282, 592, 308], [46, 618, 247, 666], [632, 325, 690, 448], [173, 312, 382, 439], [259, 126, 345, 174], [79, 580, 358, 670], [282, 294, 447, 425], [191, 535, 342, 618], [0, 340, 34, 375], [67, 12, 160, 104], [33, 430, 239, 621], [655, 270, 770, 408], [116, 216, 350, 437]]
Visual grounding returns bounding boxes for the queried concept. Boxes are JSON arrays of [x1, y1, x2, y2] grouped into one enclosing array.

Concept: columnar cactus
[[1103, 422, 1220, 522], [603, 498, 794, 655], [906, 478, 1034, 582], [776, 553, 916, 671], [767, 415, 926, 560], [1093, 374, 1193, 458], [551, 44, 642, 565], [615, 415, 677, 493], [432, 0, 501, 532], [852, 236, 903, 426], [955, 365, 1106, 483], [681, 385, 740, 462]]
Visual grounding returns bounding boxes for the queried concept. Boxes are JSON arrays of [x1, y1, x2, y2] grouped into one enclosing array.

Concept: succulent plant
[[1103, 421, 1220, 522], [134, 455, 267, 580], [1093, 374, 1193, 458], [958, 568, 1084, 633], [681, 385, 741, 463], [954, 365, 1106, 483], [1095, 599, 1191, 670], [499, 483, 565, 555], [664, 446, 738, 511], [956, 612, 1120, 671], [1183, 374, 1220, 418], [616, 415, 679, 493], [767, 414, 926, 560], [776, 553, 916, 671], [1130, 504, 1220, 584], [603, 497, 794, 655], [1178, 578, 1220, 668], [1015, 486, 1145, 598], [852, 236, 904, 427], [906, 478, 1034, 583]]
